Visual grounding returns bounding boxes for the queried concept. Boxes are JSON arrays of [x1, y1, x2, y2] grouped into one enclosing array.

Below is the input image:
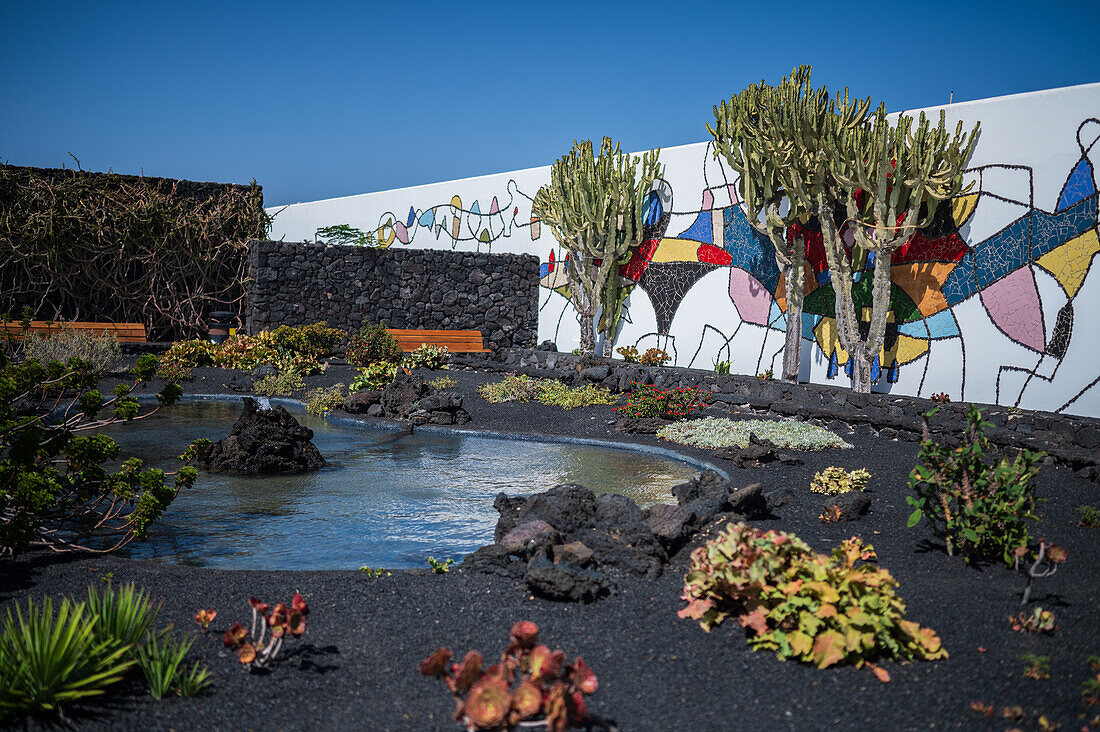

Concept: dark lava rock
[[493, 493, 529, 542], [713, 443, 778, 468], [500, 520, 561, 558], [366, 404, 383, 417], [614, 417, 671, 435], [822, 492, 871, 521], [203, 397, 326, 475], [536, 340, 557, 351], [343, 390, 381, 414], [777, 453, 804, 466], [515, 483, 598, 536], [643, 503, 696, 550], [459, 545, 524, 579], [417, 392, 462, 412], [673, 470, 732, 526], [524, 554, 607, 603], [575, 494, 666, 577], [412, 391, 471, 425], [381, 371, 429, 418], [581, 365, 610, 382], [554, 541, 594, 566], [765, 486, 798, 509], [729, 483, 768, 519]]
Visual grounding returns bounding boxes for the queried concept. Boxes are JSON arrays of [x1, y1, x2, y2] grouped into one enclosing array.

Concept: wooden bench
[[386, 329, 488, 353], [0, 320, 148, 343]]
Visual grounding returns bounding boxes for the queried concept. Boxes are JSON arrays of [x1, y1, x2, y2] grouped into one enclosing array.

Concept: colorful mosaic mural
[[268, 87, 1100, 416]]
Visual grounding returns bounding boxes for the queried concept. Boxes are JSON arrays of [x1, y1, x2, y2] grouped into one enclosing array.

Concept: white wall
[[268, 83, 1100, 417]]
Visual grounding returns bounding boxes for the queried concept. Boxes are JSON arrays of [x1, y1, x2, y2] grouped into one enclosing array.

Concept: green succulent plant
[[0, 597, 134, 719], [811, 466, 871, 495], [679, 522, 947, 670]]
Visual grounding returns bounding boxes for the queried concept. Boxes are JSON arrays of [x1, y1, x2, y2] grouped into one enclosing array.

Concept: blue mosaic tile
[[942, 252, 978, 305], [723, 206, 780, 293]]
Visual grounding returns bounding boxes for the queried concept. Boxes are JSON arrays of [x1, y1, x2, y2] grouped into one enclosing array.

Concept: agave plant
[[420, 621, 605, 732], [137, 630, 196, 700], [0, 596, 133, 719], [85, 581, 161, 660], [223, 593, 310, 669]]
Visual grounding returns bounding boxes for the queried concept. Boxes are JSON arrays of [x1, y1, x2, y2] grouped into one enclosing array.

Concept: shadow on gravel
[[292, 643, 341, 674], [0, 551, 87, 602]]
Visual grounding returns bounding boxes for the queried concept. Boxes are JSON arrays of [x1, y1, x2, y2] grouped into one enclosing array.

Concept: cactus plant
[[708, 67, 855, 384], [821, 93, 980, 393], [532, 137, 662, 355]]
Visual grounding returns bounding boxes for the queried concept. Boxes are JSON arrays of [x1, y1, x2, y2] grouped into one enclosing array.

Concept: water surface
[[101, 398, 700, 570]]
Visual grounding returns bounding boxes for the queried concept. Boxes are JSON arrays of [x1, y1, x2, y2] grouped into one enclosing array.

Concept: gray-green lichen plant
[[532, 137, 662, 355]]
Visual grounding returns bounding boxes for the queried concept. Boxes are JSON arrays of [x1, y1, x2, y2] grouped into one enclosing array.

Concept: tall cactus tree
[[708, 67, 870, 383], [821, 107, 980, 392], [532, 137, 662, 355]]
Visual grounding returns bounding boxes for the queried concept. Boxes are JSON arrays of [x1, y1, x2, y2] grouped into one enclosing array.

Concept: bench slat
[[1, 321, 147, 343], [386, 328, 488, 353]]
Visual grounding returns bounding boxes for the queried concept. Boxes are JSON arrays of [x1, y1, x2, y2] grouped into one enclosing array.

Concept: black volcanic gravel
[[2, 364, 1098, 731]]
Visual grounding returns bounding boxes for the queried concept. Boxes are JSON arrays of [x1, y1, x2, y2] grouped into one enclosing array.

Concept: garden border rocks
[[451, 348, 1100, 480], [461, 471, 774, 602]]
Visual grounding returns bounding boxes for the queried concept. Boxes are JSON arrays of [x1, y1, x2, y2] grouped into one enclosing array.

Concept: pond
[[100, 398, 705, 570]]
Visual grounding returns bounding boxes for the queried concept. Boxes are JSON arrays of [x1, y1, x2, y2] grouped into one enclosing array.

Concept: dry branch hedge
[[0, 164, 270, 340]]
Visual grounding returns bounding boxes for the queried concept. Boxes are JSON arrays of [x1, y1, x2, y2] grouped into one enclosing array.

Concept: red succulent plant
[[420, 621, 605, 731], [222, 592, 311, 669]]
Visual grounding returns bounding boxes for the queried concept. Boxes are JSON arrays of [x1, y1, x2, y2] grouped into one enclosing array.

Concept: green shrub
[[23, 327, 121, 376], [658, 417, 852, 450], [639, 347, 670, 366], [538, 380, 616, 409], [713, 359, 731, 375], [316, 223, 377, 247], [305, 384, 346, 415], [429, 376, 457, 390], [477, 374, 544, 403], [679, 522, 947, 669], [477, 374, 615, 409], [163, 324, 341, 374], [350, 362, 398, 392], [615, 383, 709, 420], [616, 345, 639, 362], [1078, 505, 1100, 528], [268, 322, 344, 358], [211, 333, 276, 370], [403, 343, 450, 370], [0, 596, 133, 718], [271, 350, 326, 376], [907, 406, 1044, 566], [811, 467, 871, 495], [346, 322, 402, 367], [1, 354, 194, 558], [253, 370, 304, 396], [162, 338, 217, 368]]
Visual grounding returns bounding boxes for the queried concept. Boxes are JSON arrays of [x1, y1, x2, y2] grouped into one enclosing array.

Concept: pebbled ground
[[2, 364, 1098, 731]]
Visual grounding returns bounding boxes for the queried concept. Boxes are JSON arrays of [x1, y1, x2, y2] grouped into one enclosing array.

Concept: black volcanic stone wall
[[246, 240, 540, 350]]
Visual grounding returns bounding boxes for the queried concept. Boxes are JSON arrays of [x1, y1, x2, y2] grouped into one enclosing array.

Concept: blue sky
[[2, 0, 1097, 207]]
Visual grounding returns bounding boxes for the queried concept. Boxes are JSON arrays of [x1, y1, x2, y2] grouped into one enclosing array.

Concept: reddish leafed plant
[[194, 608, 217, 632], [420, 621, 607, 732], [223, 593, 310, 668]]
